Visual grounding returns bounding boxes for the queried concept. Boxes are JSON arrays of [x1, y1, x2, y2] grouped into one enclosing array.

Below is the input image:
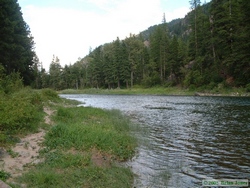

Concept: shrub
[[41, 88, 60, 101], [0, 90, 43, 133], [0, 170, 11, 181], [246, 83, 250, 92]]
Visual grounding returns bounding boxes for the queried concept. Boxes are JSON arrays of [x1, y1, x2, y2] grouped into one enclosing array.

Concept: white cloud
[[165, 7, 190, 22], [21, 0, 190, 71]]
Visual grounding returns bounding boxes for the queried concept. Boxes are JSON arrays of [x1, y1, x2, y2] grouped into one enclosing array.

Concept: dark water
[[60, 94, 250, 188]]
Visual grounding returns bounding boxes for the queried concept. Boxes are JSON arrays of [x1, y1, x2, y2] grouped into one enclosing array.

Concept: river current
[[60, 94, 250, 188]]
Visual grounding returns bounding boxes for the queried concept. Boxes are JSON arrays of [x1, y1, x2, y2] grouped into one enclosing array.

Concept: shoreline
[[59, 87, 250, 97], [1, 96, 136, 187]]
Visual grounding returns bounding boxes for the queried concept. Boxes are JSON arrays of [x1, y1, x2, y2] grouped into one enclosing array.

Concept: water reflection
[[60, 94, 250, 187]]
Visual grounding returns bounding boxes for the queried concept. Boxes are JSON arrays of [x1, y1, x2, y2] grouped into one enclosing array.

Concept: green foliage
[[45, 107, 136, 161], [41, 88, 60, 101], [20, 164, 133, 188], [0, 72, 23, 94], [31, 1, 248, 91], [0, 170, 11, 181], [0, 89, 43, 133], [7, 149, 19, 158], [14, 103, 135, 188], [246, 83, 250, 93], [0, 0, 35, 85], [43, 151, 91, 168]]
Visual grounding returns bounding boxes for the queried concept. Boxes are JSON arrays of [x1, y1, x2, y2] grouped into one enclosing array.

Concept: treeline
[[1, 0, 249, 91], [35, 0, 249, 90]]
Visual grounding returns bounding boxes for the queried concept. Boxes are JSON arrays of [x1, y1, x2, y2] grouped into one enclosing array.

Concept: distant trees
[[32, 0, 249, 90], [0, 0, 35, 85]]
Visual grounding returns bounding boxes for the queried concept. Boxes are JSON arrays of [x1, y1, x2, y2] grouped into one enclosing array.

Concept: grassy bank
[[16, 107, 136, 188], [59, 86, 195, 95], [0, 88, 136, 187], [59, 86, 250, 97]]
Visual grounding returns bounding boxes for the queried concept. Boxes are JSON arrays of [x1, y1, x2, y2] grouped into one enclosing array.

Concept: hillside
[[140, 2, 211, 41], [33, 0, 250, 91]]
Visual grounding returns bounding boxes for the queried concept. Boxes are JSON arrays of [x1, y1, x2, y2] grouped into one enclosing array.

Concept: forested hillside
[[1, 0, 249, 91], [37, 0, 249, 90]]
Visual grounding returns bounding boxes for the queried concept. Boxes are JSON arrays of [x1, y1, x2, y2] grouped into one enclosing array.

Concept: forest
[[0, 0, 250, 91]]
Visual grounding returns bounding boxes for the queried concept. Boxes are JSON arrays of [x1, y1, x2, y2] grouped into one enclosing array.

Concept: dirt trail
[[0, 107, 54, 180]]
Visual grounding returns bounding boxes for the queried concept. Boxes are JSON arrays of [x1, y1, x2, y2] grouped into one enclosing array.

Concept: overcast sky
[[18, 0, 210, 71]]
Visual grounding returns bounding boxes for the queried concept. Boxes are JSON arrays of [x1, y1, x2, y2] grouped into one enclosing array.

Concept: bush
[[41, 88, 60, 101], [1, 72, 23, 94], [0, 170, 11, 181], [0, 89, 43, 133], [246, 83, 250, 92]]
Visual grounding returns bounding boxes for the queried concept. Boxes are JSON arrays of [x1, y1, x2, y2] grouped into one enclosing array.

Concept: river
[[60, 94, 250, 188]]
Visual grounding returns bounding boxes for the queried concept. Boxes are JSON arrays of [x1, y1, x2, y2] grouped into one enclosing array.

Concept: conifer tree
[[0, 0, 35, 85]]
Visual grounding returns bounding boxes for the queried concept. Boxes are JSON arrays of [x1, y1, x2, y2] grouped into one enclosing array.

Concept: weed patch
[[0, 170, 11, 181]]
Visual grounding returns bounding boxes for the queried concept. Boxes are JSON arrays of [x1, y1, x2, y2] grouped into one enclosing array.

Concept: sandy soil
[[1, 107, 54, 180]]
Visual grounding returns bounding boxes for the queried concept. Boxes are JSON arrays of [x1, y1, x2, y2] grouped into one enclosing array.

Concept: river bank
[[60, 94, 250, 187], [59, 86, 250, 97], [0, 89, 136, 188]]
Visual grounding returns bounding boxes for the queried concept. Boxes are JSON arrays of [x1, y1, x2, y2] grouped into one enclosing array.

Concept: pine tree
[[189, 0, 201, 58], [0, 0, 35, 85], [49, 55, 62, 90]]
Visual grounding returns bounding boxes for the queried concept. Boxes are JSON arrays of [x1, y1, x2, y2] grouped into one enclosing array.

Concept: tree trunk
[[130, 71, 134, 88]]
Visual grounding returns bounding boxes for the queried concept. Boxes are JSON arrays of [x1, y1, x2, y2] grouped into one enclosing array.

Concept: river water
[[60, 94, 250, 188]]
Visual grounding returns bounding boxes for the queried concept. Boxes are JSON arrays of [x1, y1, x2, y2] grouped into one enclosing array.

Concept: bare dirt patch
[[0, 107, 54, 181], [91, 148, 112, 168]]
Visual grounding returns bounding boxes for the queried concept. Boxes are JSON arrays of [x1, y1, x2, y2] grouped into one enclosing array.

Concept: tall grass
[[45, 107, 136, 160], [18, 164, 133, 188]]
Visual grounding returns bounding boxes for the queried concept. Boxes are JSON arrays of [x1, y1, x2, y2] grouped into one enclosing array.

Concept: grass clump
[[19, 165, 133, 188], [46, 107, 136, 161], [0, 170, 11, 181]]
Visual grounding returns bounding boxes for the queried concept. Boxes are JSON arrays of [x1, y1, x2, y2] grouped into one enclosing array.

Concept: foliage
[[0, 170, 11, 181], [0, 82, 61, 147], [34, 1, 249, 91], [13, 102, 136, 188], [20, 164, 133, 188], [0, 0, 35, 85], [0, 89, 43, 133], [45, 107, 136, 160], [41, 88, 60, 101]]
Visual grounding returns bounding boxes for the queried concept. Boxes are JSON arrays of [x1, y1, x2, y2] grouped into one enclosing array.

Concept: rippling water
[[60, 94, 250, 187]]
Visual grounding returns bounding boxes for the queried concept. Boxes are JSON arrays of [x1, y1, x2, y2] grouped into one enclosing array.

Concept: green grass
[[0, 88, 61, 147], [17, 164, 133, 188], [59, 85, 250, 97], [0, 170, 11, 181], [45, 107, 136, 161], [59, 86, 195, 96], [9, 94, 136, 188]]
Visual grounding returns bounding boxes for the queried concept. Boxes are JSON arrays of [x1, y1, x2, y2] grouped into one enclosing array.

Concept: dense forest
[[0, 0, 250, 91]]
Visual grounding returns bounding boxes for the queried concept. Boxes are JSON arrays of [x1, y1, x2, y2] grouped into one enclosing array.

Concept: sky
[[18, 0, 210, 71]]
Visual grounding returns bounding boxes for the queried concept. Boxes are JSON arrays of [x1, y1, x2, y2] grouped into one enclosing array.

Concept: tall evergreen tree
[[0, 0, 35, 85], [189, 0, 201, 58], [49, 55, 62, 90]]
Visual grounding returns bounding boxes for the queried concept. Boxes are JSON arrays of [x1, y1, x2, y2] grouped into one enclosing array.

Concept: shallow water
[[61, 94, 250, 187]]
